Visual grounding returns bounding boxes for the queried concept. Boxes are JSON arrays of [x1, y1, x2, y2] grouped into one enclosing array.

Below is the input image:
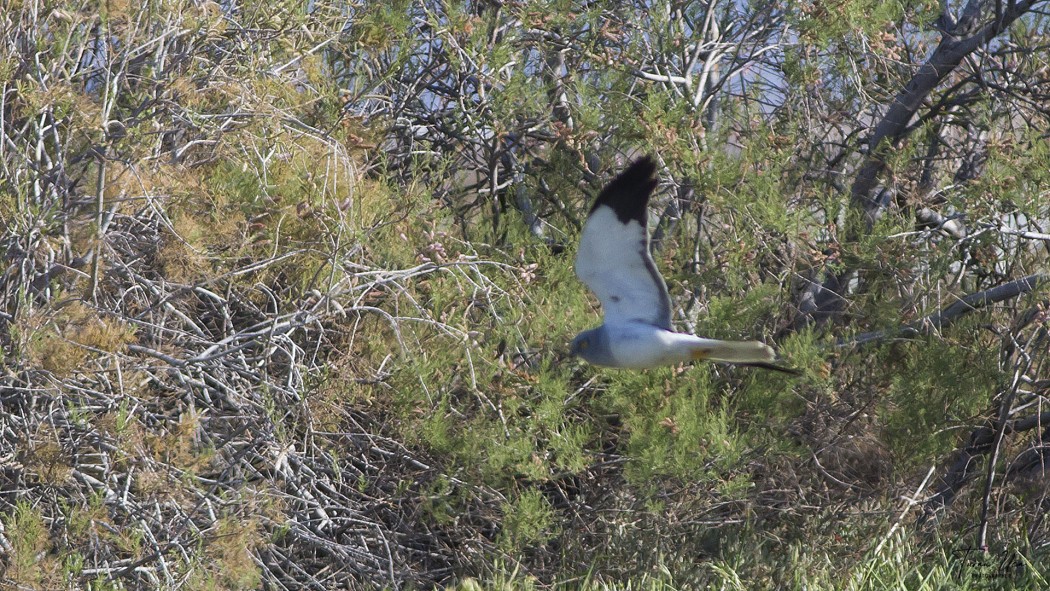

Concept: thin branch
[[842, 273, 1049, 348]]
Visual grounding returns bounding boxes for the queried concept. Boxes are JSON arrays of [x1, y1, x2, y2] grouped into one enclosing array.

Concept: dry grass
[[2, 1, 1049, 590]]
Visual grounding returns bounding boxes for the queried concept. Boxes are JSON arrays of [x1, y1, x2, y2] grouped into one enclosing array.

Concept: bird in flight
[[570, 156, 798, 374]]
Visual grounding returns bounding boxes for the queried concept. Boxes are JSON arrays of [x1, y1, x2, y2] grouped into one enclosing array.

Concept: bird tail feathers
[[689, 339, 801, 374], [690, 339, 775, 364]]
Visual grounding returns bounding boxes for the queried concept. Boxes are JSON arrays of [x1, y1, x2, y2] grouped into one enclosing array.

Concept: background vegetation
[[1, 0, 1049, 589]]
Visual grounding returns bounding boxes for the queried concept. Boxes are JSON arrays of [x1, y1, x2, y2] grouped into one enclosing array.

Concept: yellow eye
[[580, 340, 589, 350]]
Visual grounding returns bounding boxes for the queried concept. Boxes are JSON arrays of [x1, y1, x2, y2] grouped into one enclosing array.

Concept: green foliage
[[619, 375, 748, 487], [499, 489, 558, 552], [975, 130, 1050, 209], [793, 0, 909, 45], [881, 325, 1000, 464], [351, 1, 414, 51], [3, 502, 63, 588], [189, 516, 264, 591], [3, 0, 1049, 588], [457, 525, 1049, 589]]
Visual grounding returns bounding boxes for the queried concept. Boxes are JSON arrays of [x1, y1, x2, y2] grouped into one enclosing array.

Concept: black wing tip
[[621, 155, 657, 179], [591, 155, 658, 226], [740, 362, 803, 376]]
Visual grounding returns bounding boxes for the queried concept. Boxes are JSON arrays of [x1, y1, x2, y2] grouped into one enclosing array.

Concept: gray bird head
[[570, 327, 615, 366]]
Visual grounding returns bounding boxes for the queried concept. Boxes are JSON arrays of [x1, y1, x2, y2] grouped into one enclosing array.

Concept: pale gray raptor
[[570, 156, 797, 374]]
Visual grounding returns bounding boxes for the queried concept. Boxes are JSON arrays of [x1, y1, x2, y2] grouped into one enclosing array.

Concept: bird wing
[[574, 157, 673, 330]]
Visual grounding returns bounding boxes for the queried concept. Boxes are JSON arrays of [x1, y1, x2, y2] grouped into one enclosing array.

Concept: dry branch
[[842, 273, 1049, 348]]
